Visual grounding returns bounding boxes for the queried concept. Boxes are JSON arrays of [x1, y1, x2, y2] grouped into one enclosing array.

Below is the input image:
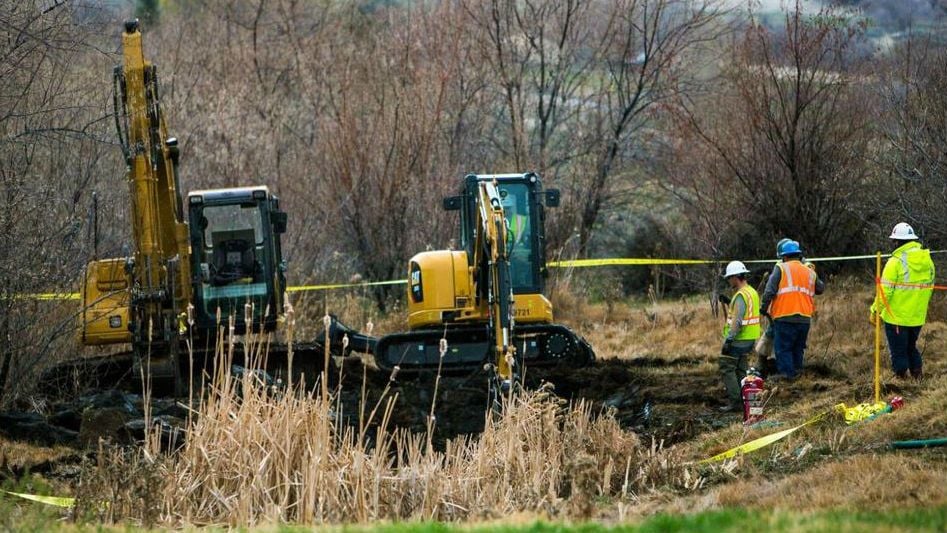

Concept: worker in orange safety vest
[[759, 240, 825, 381]]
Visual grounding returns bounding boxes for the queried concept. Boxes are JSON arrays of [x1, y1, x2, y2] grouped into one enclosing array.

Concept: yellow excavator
[[78, 21, 292, 393], [331, 173, 594, 388]]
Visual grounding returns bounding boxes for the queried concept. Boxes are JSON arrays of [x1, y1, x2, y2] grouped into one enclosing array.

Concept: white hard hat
[[723, 260, 750, 279], [889, 222, 918, 241]]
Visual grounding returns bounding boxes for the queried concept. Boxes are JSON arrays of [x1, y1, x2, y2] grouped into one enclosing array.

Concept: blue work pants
[[884, 323, 922, 374], [773, 320, 810, 379]]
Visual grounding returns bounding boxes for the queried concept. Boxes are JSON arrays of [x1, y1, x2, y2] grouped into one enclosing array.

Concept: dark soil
[[2, 348, 734, 459]]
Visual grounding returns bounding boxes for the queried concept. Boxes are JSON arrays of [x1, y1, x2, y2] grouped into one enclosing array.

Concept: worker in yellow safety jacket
[[760, 239, 825, 381], [718, 261, 761, 412], [870, 223, 935, 380], [505, 195, 532, 288]]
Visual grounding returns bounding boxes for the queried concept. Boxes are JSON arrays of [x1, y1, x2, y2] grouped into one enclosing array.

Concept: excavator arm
[[115, 19, 191, 319], [471, 181, 517, 383]]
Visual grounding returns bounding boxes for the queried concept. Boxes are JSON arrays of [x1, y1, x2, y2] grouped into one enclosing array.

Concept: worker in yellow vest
[[760, 240, 825, 381], [719, 261, 761, 412], [505, 195, 532, 288], [870, 223, 935, 380]]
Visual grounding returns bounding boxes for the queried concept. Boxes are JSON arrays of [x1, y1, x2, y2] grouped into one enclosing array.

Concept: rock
[[78, 407, 133, 447], [150, 397, 190, 419], [78, 389, 140, 414], [124, 415, 186, 450], [231, 364, 275, 387], [0, 412, 78, 446], [48, 407, 83, 431]]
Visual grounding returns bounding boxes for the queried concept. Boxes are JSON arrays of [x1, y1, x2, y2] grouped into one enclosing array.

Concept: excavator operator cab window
[[497, 183, 537, 291], [210, 230, 257, 285], [196, 202, 268, 321]]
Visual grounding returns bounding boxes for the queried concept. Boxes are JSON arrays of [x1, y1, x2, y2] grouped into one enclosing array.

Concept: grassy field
[[2, 282, 946, 530]]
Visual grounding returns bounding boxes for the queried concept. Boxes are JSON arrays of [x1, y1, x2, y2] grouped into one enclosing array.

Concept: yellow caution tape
[[3, 490, 75, 508], [698, 411, 829, 464], [287, 279, 407, 293], [20, 292, 80, 301], [551, 250, 947, 269], [21, 249, 947, 300], [835, 401, 889, 425], [549, 258, 711, 267]]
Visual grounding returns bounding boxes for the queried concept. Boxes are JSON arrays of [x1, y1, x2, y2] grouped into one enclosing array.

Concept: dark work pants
[[773, 320, 810, 379], [884, 323, 922, 374], [720, 343, 751, 407]]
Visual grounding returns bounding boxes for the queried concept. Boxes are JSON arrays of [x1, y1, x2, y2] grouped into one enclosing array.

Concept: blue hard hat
[[776, 238, 791, 258], [779, 240, 802, 256]]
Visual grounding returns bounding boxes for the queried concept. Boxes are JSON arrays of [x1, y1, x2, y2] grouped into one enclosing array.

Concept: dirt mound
[[331, 357, 651, 446]]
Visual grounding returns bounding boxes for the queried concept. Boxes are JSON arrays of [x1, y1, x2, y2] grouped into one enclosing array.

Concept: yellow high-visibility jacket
[[871, 241, 935, 327]]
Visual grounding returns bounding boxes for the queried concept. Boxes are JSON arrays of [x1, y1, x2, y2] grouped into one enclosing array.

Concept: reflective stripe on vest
[[511, 214, 528, 244], [770, 261, 816, 319], [880, 247, 935, 290], [900, 251, 910, 283], [724, 285, 761, 341]]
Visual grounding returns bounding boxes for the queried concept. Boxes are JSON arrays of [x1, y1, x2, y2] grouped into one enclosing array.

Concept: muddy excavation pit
[[1, 352, 734, 455]]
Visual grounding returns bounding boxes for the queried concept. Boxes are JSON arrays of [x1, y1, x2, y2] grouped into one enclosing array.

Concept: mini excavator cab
[[447, 173, 560, 299]]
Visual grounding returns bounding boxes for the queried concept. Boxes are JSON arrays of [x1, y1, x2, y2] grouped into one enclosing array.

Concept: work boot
[[718, 403, 741, 413], [894, 370, 909, 380], [910, 367, 923, 381]]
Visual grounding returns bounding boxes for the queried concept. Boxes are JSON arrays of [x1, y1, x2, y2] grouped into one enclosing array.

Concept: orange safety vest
[[769, 260, 816, 319]]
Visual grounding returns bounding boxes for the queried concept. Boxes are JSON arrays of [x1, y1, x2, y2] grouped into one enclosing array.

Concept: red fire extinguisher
[[741, 368, 765, 425]]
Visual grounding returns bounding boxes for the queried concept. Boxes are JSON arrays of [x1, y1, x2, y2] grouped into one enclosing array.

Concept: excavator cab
[[449, 173, 560, 297], [187, 186, 286, 333]]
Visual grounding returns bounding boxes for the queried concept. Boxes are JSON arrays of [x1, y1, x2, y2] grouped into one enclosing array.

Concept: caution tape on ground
[[835, 401, 890, 425], [3, 490, 75, 508], [697, 410, 830, 464]]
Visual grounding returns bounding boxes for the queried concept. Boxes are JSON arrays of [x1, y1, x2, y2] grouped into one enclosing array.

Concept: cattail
[[283, 296, 295, 327]]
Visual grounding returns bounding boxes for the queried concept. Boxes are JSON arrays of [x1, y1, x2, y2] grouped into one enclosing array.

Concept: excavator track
[[367, 323, 594, 374], [40, 342, 329, 396]]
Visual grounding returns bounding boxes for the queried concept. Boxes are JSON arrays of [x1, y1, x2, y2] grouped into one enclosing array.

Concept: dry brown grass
[[78, 344, 691, 526], [0, 436, 77, 474], [71, 281, 947, 526], [713, 454, 947, 511], [548, 278, 947, 520]]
